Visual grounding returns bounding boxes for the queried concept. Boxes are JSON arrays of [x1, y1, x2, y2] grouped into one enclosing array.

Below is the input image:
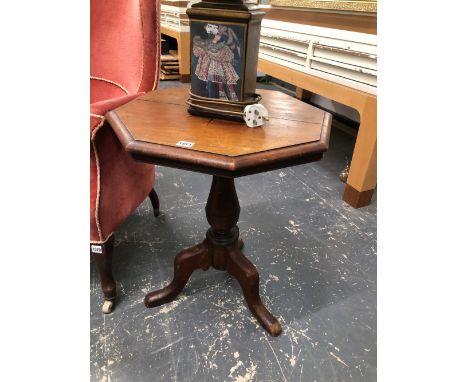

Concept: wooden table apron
[[106, 88, 331, 336]]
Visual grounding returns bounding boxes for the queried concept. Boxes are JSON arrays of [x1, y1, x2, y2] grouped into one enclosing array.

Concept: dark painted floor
[[90, 81, 377, 382]]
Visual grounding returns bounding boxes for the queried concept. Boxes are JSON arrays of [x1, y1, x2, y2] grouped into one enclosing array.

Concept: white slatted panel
[[260, 19, 377, 95]]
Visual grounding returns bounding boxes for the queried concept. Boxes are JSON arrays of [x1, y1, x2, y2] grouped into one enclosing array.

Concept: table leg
[[144, 242, 210, 307], [144, 176, 282, 336], [343, 96, 377, 208], [224, 243, 282, 336]]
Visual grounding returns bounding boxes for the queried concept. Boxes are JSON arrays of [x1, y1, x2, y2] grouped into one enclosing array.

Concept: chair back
[[91, 0, 160, 103]]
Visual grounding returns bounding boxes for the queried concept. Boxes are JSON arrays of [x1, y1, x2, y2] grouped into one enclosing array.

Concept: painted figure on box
[[191, 22, 243, 101]]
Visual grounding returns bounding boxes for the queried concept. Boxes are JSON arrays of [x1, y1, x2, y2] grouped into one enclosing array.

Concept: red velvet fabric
[[90, 93, 142, 134], [90, 0, 160, 243], [91, 0, 160, 102], [90, 125, 155, 242]]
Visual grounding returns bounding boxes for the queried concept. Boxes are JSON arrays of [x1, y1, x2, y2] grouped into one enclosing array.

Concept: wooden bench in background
[[258, 6, 377, 208]]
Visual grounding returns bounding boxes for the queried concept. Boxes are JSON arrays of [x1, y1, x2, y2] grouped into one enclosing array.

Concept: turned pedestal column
[[144, 176, 282, 336]]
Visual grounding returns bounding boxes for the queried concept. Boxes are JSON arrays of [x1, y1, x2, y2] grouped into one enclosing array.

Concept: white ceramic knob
[[243, 104, 269, 127]]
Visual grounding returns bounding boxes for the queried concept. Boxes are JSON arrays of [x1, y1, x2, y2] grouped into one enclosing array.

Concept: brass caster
[[339, 165, 349, 183], [102, 300, 114, 314]]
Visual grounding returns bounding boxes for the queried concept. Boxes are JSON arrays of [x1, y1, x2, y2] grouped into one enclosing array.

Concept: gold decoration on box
[[269, 0, 377, 14]]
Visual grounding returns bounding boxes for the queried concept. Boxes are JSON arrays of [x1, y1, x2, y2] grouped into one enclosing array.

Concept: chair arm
[[90, 93, 143, 138]]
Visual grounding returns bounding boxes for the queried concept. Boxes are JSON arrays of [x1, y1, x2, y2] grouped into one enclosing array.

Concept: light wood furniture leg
[[295, 87, 312, 101], [343, 96, 377, 208], [295, 83, 377, 208], [257, 58, 376, 208], [161, 26, 191, 83], [178, 30, 191, 83]]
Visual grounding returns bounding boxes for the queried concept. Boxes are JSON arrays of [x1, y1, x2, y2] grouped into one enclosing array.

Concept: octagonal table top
[[106, 87, 331, 177]]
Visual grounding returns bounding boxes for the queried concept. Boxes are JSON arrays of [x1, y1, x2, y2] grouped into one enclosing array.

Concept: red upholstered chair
[[90, 0, 161, 313]]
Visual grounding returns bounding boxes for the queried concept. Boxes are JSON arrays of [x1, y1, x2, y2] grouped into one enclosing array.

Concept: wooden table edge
[[106, 109, 332, 177]]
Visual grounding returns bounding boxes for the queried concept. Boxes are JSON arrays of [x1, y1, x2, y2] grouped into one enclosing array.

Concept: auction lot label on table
[[176, 140, 195, 148]]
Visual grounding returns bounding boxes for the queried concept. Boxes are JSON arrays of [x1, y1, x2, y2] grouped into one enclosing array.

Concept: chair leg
[[148, 188, 160, 217], [91, 234, 116, 314]]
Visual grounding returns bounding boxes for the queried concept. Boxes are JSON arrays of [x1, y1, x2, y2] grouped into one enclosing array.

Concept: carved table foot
[[145, 176, 282, 336], [144, 242, 210, 308], [224, 244, 282, 336]]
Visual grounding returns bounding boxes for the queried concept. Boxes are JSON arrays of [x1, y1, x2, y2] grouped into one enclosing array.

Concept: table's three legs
[[145, 176, 282, 336]]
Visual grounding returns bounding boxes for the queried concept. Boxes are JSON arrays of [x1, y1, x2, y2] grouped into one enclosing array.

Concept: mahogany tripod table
[[107, 87, 331, 336]]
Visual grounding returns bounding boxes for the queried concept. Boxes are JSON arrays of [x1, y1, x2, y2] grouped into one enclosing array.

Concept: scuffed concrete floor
[[90, 81, 377, 382]]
